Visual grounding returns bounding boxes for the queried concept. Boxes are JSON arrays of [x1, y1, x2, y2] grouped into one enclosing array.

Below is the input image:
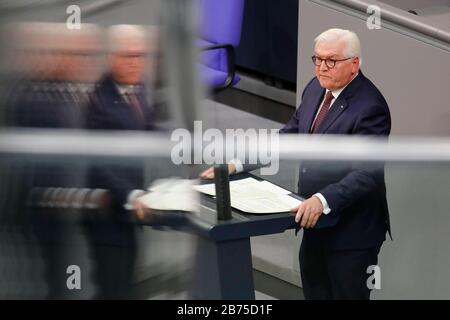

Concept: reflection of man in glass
[[85, 25, 156, 299], [4, 23, 103, 299]]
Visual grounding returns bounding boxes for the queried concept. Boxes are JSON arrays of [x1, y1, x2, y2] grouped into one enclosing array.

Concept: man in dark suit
[[4, 23, 103, 299], [85, 24, 156, 299], [201, 28, 391, 300]]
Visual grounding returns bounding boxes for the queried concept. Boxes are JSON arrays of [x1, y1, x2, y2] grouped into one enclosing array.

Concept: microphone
[[214, 164, 232, 221]]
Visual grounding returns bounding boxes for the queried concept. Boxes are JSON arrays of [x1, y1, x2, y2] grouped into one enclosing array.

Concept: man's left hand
[[290, 196, 324, 229]]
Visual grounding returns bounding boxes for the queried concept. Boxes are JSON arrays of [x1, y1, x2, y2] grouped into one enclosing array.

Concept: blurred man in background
[[85, 24, 158, 299], [3, 23, 102, 299]]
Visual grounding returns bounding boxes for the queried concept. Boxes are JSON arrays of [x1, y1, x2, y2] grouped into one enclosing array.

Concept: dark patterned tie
[[310, 91, 334, 133]]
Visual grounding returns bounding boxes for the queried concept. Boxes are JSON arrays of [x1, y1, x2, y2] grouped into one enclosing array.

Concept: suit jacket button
[[302, 168, 307, 173]]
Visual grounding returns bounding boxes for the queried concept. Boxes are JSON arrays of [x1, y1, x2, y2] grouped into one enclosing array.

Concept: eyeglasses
[[311, 56, 353, 69]]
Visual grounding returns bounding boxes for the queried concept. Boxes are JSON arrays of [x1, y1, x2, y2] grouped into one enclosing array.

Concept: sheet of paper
[[231, 194, 301, 213], [194, 178, 273, 197], [139, 178, 199, 212], [193, 183, 216, 196], [258, 180, 292, 195], [193, 177, 301, 214]]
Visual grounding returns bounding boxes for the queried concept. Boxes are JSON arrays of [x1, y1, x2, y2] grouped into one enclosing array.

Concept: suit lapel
[[101, 75, 125, 107], [301, 88, 325, 133], [315, 96, 348, 133], [314, 72, 364, 134]]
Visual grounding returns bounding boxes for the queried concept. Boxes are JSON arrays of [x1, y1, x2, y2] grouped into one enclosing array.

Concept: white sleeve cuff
[[313, 193, 331, 214], [124, 189, 145, 210], [229, 159, 244, 174]]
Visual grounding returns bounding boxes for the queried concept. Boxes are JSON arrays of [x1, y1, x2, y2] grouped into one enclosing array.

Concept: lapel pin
[[340, 105, 344, 109]]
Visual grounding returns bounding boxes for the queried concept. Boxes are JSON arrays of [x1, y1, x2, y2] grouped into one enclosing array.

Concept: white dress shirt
[[115, 83, 138, 102]]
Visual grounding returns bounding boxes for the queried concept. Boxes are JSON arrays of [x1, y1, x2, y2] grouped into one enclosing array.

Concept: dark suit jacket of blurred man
[[85, 73, 156, 299], [86, 73, 155, 213], [7, 79, 89, 299]]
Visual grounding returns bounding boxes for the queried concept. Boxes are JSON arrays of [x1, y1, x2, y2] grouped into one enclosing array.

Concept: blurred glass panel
[[0, 0, 201, 299]]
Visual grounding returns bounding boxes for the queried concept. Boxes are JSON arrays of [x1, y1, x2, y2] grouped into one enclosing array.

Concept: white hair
[[107, 24, 147, 53], [314, 28, 362, 66]]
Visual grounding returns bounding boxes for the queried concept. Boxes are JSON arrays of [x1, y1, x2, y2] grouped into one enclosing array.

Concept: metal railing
[[2, 128, 450, 163], [310, 0, 450, 50]]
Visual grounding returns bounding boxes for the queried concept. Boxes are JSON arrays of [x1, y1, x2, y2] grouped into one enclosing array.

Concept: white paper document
[[138, 178, 199, 212], [192, 183, 216, 196], [193, 177, 302, 214]]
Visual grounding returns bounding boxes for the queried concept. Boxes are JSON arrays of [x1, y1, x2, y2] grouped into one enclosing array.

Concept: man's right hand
[[133, 198, 152, 223], [200, 163, 237, 179]]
